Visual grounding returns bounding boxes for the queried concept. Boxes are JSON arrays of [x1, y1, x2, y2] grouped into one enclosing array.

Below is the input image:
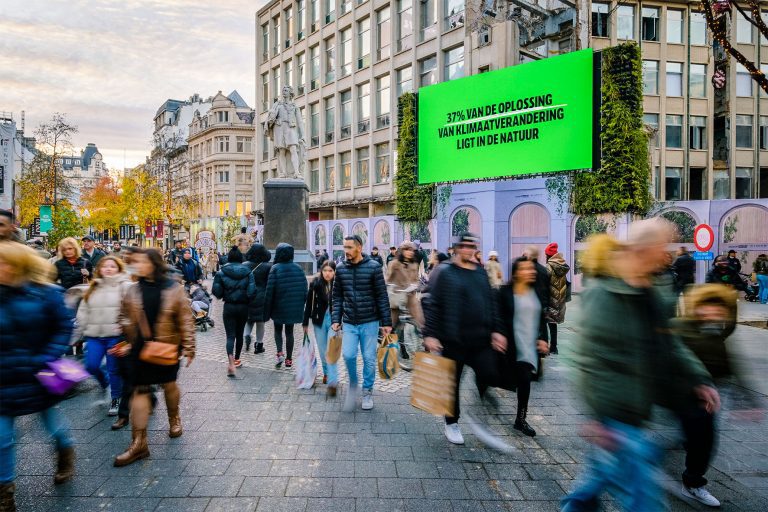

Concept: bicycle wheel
[[398, 319, 423, 371]]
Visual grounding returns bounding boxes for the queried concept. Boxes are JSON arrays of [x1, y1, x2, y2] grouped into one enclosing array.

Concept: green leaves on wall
[[395, 93, 435, 223]]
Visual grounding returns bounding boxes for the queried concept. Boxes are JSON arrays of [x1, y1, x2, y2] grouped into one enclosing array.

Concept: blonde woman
[[54, 237, 92, 290], [76, 256, 133, 416], [0, 242, 77, 510]]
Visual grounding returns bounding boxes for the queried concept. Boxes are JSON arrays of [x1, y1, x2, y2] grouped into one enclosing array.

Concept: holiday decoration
[[712, 68, 726, 89], [712, 0, 731, 15]]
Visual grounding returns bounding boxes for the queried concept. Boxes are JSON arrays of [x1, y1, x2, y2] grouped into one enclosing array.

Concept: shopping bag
[[295, 334, 318, 389], [326, 330, 342, 364], [35, 358, 90, 395], [377, 333, 399, 379], [410, 352, 457, 416]]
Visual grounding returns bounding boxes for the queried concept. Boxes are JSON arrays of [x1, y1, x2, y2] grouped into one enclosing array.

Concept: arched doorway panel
[[509, 203, 550, 268], [571, 214, 617, 291], [719, 205, 768, 274], [451, 206, 483, 251]]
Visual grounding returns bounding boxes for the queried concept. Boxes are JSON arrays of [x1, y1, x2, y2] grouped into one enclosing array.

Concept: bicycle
[[391, 285, 424, 371]]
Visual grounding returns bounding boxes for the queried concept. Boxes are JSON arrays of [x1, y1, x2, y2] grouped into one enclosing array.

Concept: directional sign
[[693, 251, 714, 261], [693, 224, 714, 252]]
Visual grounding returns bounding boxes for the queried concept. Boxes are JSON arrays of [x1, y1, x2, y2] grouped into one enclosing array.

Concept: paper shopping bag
[[410, 352, 456, 417]]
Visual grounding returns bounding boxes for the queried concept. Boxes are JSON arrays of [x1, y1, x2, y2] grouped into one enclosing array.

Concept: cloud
[[1, 0, 267, 169]]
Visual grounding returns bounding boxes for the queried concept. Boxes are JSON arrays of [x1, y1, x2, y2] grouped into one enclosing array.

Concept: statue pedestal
[[263, 178, 313, 273]]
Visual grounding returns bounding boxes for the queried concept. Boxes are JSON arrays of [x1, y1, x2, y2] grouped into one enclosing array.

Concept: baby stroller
[[188, 283, 215, 331], [740, 273, 760, 302]]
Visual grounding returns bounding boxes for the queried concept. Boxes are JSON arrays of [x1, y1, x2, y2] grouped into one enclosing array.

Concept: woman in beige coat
[[386, 241, 423, 329], [544, 242, 570, 355]]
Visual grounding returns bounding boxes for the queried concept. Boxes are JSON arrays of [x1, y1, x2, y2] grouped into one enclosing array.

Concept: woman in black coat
[[302, 261, 338, 395], [54, 237, 93, 289], [264, 243, 308, 369], [244, 244, 272, 354]]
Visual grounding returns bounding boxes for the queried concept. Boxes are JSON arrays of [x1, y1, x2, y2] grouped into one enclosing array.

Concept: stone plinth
[[263, 178, 314, 273]]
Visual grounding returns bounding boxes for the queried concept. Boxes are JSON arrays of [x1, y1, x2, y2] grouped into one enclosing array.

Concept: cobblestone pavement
[[11, 295, 768, 512]]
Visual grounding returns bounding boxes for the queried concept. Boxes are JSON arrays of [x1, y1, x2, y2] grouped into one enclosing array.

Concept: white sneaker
[[444, 422, 465, 445], [361, 389, 374, 410], [343, 386, 359, 412], [108, 398, 120, 416], [682, 485, 721, 507]]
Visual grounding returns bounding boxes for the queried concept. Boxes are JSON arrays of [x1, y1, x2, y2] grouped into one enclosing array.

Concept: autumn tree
[[35, 113, 79, 204], [119, 165, 164, 226], [80, 176, 122, 232], [46, 200, 84, 248]]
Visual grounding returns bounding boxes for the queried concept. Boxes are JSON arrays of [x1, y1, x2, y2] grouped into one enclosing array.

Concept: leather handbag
[[138, 310, 179, 366]]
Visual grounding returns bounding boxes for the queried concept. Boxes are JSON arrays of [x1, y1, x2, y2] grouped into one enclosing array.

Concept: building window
[[643, 113, 659, 147], [376, 75, 391, 129], [324, 0, 335, 24], [665, 167, 681, 201], [310, 159, 319, 192], [324, 97, 335, 143], [261, 73, 269, 111], [324, 36, 335, 83], [310, 45, 320, 90], [261, 131, 269, 160], [340, 0, 351, 15], [340, 27, 352, 77], [397, 66, 413, 96], [297, 52, 306, 95], [216, 111, 229, 123], [763, 11, 768, 44], [444, 0, 464, 31], [713, 170, 729, 199], [690, 64, 706, 98], [340, 90, 352, 139], [217, 170, 230, 183], [666, 62, 683, 96], [760, 116, 768, 149], [284, 59, 293, 88], [237, 168, 253, 184], [272, 66, 280, 101], [357, 147, 370, 186], [298, 0, 306, 39], [236, 137, 253, 153], [215, 136, 230, 152], [736, 168, 753, 198], [272, 15, 281, 55], [377, 7, 391, 61], [641, 7, 659, 41], [310, 102, 320, 146], [665, 114, 683, 148], [284, 7, 293, 48], [667, 9, 683, 43], [617, 5, 634, 40], [444, 46, 464, 81], [357, 83, 371, 134], [689, 167, 705, 200], [689, 116, 706, 150], [642, 60, 658, 95], [419, 55, 437, 86], [736, 64, 753, 96], [690, 11, 707, 45], [358, 18, 371, 69], [420, 0, 437, 42], [375, 142, 390, 183], [397, 0, 413, 52], [261, 23, 269, 62], [591, 3, 609, 37], [762, 64, 768, 96], [340, 152, 351, 189], [217, 199, 229, 217], [737, 13, 753, 44], [311, 0, 320, 30], [324, 156, 335, 191], [736, 114, 753, 148]]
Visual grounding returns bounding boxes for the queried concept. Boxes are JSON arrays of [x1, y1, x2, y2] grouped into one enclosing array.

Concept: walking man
[[332, 235, 392, 411]]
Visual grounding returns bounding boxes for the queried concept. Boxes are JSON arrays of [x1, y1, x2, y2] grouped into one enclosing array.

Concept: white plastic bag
[[295, 333, 318, 389]]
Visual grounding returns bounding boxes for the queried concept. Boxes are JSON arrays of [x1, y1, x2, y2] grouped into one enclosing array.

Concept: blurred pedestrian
[[167, 241, 184, 266], [562, 220, 717, 512], [544, 243, 569, 355], [485, 250, 503, 289], [672, 246, 695, 293], [244, 244, 272, 354], [753, 254, 768, 304], [726, 249, 741, 274], [114, 249, 195, 467], [303, 261, 339, 396], [232, 227, 253, 254], [27, 239, 51, 260], [0, 242, 77, 510], [370, 246, 384, 267], [523, 245, 550, 313], [111, 242, 123, 260], [0, 211, 23, 244], [386, 246, 397, 266], [706, 255, 746, 291], [176, 249, 203, 287], [473, 250, 484, 267], [54, 237, 93, 290], [76, 256, 133, 416], [264, 243, 308, 369], [81, 235, 105, 268], [332, 235, 392, 412], [387, 241, 422, 337], [212, 247, 254, 376]]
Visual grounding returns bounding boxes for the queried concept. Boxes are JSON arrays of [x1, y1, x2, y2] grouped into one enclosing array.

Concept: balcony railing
[[444, 11, 465, 30], [340, 125, 351, 139], [311, 135, 320, 147], [325, 132, 334, 143], [376, 114, 390, 129], [357, 119, 370, 134]]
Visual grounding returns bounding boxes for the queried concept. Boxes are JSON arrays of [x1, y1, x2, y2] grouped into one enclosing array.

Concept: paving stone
[[93, 476, 152, 498], [333, 477, 378, 498], [238, 476, 289, 497], [355, 498, 407, 512], [204, 497, 259, 511], [285, 476, 334, 497], [377, 478, 425, 498], [141, 476, 199, 498], [395, 461, 440, 479], [306, 497, 356, 512], [255, 497, 308, 512], [354, 460, 397, 477], [189, 476, 245, 497], [156, 497, 211, 511]]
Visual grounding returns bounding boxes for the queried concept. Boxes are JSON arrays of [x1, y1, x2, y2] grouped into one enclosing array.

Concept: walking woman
[[54, 237, 93, 290], [543, 243, 570, 355], [386, 241, 422, 333], [114, 249, 195, 467], [264, 243, 308, 369], [244, 244, 273, 354], [76, 255, 133, 416], [0, 242, 76, 510], [303, 261, 339, 396], [497, 257, 550, 437], [212, 247, 254, 376]]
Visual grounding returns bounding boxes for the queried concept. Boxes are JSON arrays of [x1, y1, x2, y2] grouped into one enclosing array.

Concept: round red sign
[[693, 224, 714, 252]]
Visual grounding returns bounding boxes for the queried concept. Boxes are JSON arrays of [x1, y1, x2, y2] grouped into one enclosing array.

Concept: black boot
[[254, 342, 265, 354], [514, 408, 536, 437], [0, 482, 15, 512], [245, 335, 252, 351]]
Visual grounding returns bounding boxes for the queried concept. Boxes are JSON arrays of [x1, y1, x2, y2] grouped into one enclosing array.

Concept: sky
[[1, 0, 268, 170]]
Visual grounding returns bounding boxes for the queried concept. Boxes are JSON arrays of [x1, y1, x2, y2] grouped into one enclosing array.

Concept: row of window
[[211, 200, 254, 218], [660, 167, 763, 201], [592, 4, 708, 43], [190, 136, 253, 159], [643, 60, 768, 98], [644, 113, 768, 150], [213, 169, 254, 184], [261, 0, 465, 62]]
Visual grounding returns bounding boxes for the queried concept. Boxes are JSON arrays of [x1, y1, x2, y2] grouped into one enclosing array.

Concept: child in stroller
[[189, 283, 215, 331]]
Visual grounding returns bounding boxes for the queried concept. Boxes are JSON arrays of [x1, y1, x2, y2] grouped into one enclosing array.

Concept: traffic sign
[[693, 224, 714, 252], [693, 251, 714, 261]]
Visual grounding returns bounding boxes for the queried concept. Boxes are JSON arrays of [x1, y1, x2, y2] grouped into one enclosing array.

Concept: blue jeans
[[0, 409, 73, 483], [84, 336, 122, 399], [314, 312, 338, 385], [342, 321, 380, 391], [757, 274, 768, 304], [561, 419, 663, 512]]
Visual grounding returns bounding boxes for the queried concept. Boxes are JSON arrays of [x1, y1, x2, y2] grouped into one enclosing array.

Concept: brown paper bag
[[326, 331, 342, 364], [410, 352, 457, 417]]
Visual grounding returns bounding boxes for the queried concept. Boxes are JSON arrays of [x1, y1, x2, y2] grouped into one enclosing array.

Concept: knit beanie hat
[[545, 243, 558, 257]]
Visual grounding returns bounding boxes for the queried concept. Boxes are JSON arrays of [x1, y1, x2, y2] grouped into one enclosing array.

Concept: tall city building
[[56, 143, 106, 205], [0, 112, 36, 213]]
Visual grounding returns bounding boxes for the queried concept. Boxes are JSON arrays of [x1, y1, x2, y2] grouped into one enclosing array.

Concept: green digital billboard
[[417, 49, 594, 184]]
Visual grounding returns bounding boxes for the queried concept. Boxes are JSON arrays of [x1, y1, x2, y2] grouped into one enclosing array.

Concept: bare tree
[[34, 113, 78, 205]]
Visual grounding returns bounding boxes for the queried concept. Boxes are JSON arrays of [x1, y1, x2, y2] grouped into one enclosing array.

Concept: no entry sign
[[694, 224, 715, 252]]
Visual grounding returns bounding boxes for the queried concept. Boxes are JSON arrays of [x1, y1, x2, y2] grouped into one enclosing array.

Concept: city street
[[11, 296, 768, 512]]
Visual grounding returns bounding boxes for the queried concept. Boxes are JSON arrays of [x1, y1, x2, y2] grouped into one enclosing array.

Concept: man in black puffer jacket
[[264, 243, 308, 369], [244, 244, 273, 354], [213, 248, 255, 376], [331, 235, 392, 411]]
